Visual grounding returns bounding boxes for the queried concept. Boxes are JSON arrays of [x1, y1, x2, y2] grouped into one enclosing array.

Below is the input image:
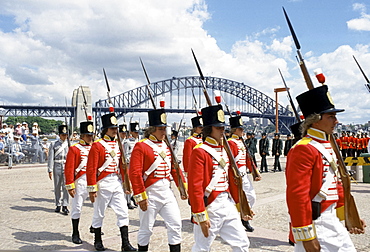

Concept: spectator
[[41, 137, 50, 162], [272, 133, 283, 172], [30, 131, 44, 163], [12, 136, 25, 164], [32, 122, 41, 136], [284, 134, 293, 156], [21, 122, 29, 141], [15, 123, 22, 138]]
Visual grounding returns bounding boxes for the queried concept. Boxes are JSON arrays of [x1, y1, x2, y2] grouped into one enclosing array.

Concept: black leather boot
[[169, 243, 181, 252], [241, 219, 254, 232], [90, 226, 104, 235], [94, 227, 105, 251], [71, 218, 82, 244], [120, 226, 137, 251], [137, 244, 148, 252]]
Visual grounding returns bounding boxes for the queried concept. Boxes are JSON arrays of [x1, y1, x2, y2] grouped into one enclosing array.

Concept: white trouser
[[138, 179, 182, 246], [71, 174, 89, 219], [91, 173, 129, 228], [294, 204, 356, 252], [192, 192, 250, 252], [240, 167, 256, 208]]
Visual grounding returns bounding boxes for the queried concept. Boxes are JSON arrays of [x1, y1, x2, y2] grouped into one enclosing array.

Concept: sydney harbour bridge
[[0, 76, 296, 134]]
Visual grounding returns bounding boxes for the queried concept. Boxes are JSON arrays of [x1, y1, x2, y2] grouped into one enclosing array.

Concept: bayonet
[[278, 68, 300, 121], [353, 55, 370, 93]]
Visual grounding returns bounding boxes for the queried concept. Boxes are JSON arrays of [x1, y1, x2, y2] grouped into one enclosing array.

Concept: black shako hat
[[80, 121, 94, 135], [201, 105, 227, 127], [290, 122, 302, 140], [130, 122, 140, 132], [58, 124, 69, 135], [148, 109, 167, 127], [229, 116, 243, 129], [101, 113, 118, 129], [119, 123, 128, 133], [171, 130, 178, 137], [296, 85, 344, 118], [191, 116, 203, 128]]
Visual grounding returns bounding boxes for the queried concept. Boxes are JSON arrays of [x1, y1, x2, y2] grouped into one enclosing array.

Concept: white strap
[[200, 144, 228, 196], [54, 140, 68, 157], [309, 140, 336, 202], [142, 139, 171, 181], [74, 144, 88, 174], [97, 140, 119, 173]]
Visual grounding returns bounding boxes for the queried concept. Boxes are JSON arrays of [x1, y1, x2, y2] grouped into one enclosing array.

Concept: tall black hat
[[119, 123, 128, 133], [261, 132, 267, 136], [58, 124, 69, 135], [290, 122, 302, 139], [101, 113, 118, 129], [148, 109, 167, 127], [80, 121, 94, 135], [191, 116, 203, 128], [201, 105, 227, 127], [130, 122, 140, 132], [274, 133, 280, 137], [296, 85, 344, 118], [229, 116, 243, 129]]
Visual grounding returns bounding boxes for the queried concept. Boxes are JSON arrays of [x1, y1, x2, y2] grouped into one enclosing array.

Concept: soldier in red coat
[[129, 108, 187, 252], [86, 112, 136, 251], [182, 115, 203, 176], [339, 131, 349, 158], [188, 105, 250, 252], [228, 115, 261, 233], [65, 121, 94, 244], [286, 85, 365, 251]]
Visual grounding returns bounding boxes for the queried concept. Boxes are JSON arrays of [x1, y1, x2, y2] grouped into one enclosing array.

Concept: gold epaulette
[[292, 137, 312, 149], [193, 143, 203, 149]]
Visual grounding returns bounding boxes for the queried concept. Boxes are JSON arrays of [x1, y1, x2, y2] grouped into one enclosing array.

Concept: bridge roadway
[[1, 150, 369, 251]]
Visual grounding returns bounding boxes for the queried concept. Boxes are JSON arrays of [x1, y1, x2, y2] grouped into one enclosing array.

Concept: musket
[[190, 88, 200, 116], [283, 7, 364, 231], [173, 110, 185, 147], [353, 55, 370, 93], [278, 68, 300, 121], [139, 58, 188, 199], [64, 97, 71, 148], [102, 68, 132, 193], [80, 86, 89, 120], [191, 49, 253, 218], [219, 91, 261, 181]]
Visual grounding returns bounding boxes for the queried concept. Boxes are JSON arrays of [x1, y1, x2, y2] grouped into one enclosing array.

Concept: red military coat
[[286, 128, 344, 242], [182, 134, 202, 174], [129, 135, 186, 200], [188, 137, 239, 219], [228, 135, 252, 172], [65, 140, 91, 189], [86, 136, 124, 191]]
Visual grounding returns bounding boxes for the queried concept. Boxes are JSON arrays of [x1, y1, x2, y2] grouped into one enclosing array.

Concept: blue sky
[[0, 0, 369, 126]]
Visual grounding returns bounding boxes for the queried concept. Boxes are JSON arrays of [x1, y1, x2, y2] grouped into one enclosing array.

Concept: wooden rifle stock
[[191, 49, 252, 218], [283, 7, 364, 231]]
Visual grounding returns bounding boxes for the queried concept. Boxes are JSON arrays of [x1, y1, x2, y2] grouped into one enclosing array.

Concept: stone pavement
[[1, 156, 370, 251]]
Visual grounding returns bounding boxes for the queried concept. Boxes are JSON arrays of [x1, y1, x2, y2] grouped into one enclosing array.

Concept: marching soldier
[[64, 121, 94, 244], [86, 113, 136, 251], [129, 108, 187, 252], [259, 133, 269, 173], [188, 105, 250, 251], [286, 85, 365, 251], [272, 133, 283, 172], [170, 129, 179, 156], [348, 131, 355, 157], [48, 124, 70, 215], [228, 115, 260, 233], [182, 115, 203, 177], [339, 131, 348, 158]]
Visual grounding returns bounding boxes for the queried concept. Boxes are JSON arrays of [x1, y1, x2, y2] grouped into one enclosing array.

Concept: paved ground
[[1, 155, 370, 251]]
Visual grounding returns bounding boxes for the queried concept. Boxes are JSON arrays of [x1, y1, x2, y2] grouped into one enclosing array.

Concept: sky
[[0, 0, 369, 126]]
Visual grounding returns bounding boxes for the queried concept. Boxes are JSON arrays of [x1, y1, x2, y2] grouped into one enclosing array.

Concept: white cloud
[[347, 3, 370, 31]]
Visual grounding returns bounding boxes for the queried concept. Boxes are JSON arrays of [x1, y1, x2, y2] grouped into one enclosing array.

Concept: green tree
[[5, 116, 64, 134]]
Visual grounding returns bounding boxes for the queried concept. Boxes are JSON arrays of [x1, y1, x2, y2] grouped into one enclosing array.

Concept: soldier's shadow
[[12, 230, 95, 251]]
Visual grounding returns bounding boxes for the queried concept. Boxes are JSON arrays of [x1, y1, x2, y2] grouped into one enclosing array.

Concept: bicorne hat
[[296, 85, 344, 118], [148, 109, 167, 127], [229, 116, 243, 129], [201, 105, 227, 127], [101, 113, 118, 130], [80, 121, 94, 135], [191, 116, 203, 128]]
